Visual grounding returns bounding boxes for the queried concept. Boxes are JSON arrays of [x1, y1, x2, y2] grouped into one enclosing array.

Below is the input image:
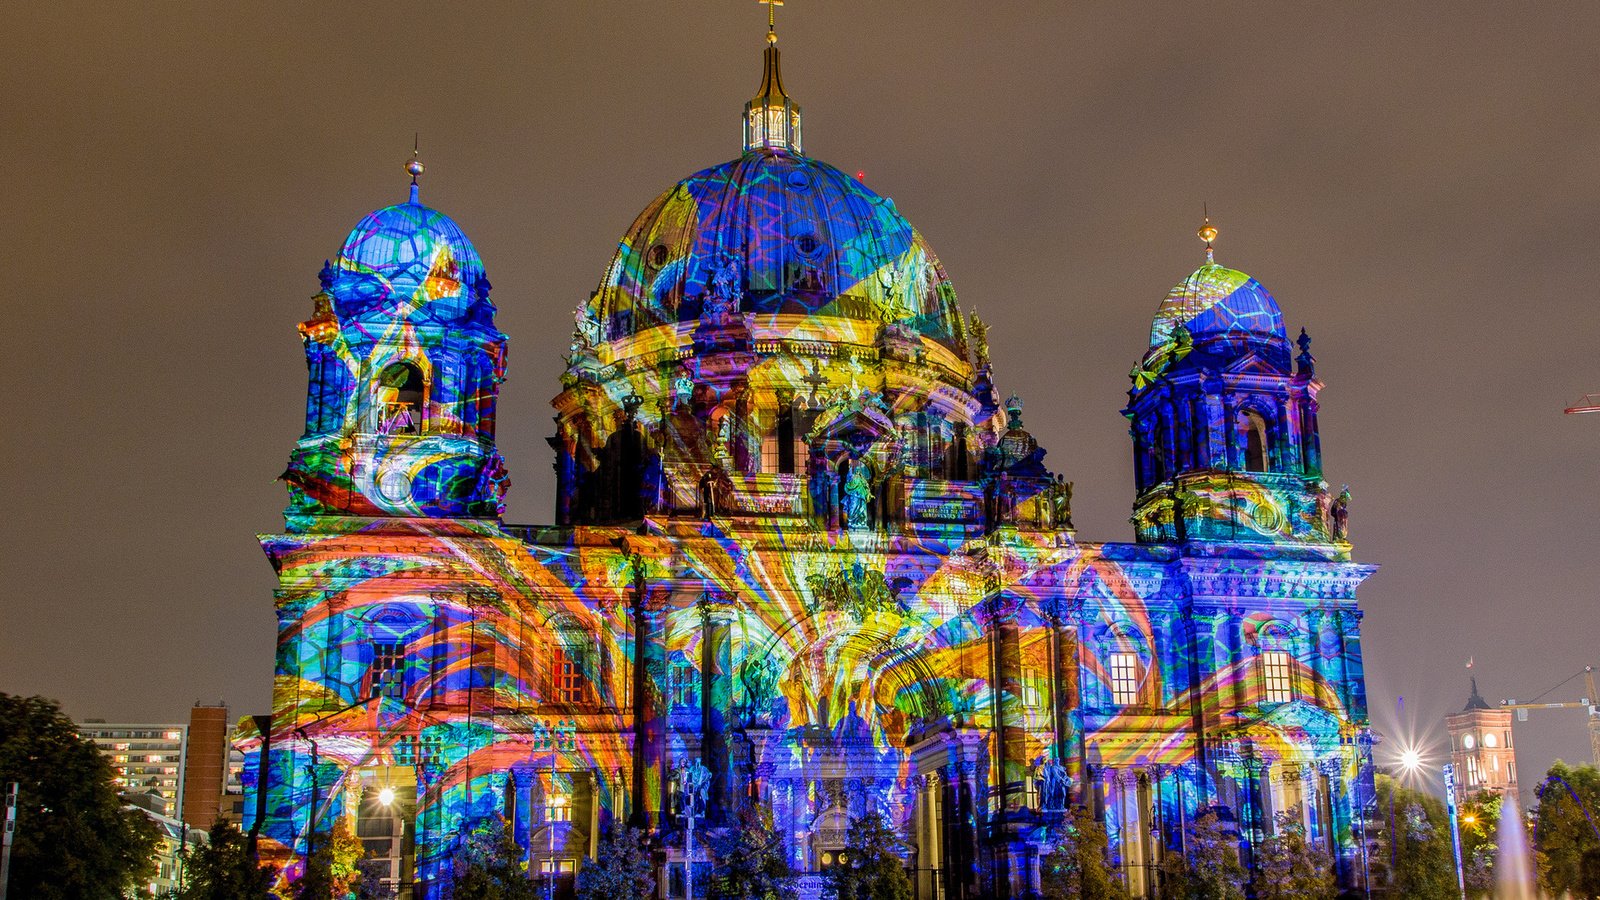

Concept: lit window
[[761, 433, 781, 474], [546, 794, 572, 822], [1108, 653, 1140, 706], [372, 641, 406, 700], [1466, 755, 1483, 785], [164, 731, 181, 740], [1261, 651, 1293, 704], [1237, 410, 1271, 472], [1021, 666, 1042, 708], [1484, 732, 1497, 748], [552, 647, 584, 704], [670, 662, 699, 709], [539, 859, 577, 877]]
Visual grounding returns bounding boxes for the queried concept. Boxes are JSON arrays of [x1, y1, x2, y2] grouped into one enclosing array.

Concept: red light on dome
[[856, 170, 866, 180]]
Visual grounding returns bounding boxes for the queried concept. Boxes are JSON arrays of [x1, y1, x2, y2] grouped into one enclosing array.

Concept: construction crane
[[1565, 394, 1600, 414], [1501, 666, 1600, 767]]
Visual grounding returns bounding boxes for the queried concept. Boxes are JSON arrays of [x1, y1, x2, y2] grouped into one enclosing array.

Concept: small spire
[[1197, 205, 1218, 264], [405, 134, 424, 204], [744, 0, 802, 153]]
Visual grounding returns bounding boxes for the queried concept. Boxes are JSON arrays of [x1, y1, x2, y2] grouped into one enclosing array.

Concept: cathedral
[[242, 15, 1377, 900]]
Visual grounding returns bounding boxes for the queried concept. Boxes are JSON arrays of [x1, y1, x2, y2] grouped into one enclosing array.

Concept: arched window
[[1237, 410, 1270, 472], [377, 361, 425, 435]]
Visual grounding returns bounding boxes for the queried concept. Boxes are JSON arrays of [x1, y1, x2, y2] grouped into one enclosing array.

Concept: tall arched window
[[1237, 410, 1270, 472], [377, 361, 425, 435]]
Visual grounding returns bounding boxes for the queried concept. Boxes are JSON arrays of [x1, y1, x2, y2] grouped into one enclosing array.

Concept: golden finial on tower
[[405, 134, 424, 203], [1197, 205, 1218, 264], [761, 0, 783, 43]]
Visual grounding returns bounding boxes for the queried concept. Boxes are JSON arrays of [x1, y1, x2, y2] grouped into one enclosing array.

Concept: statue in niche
[[1051, 475, 1074, 529], [1332, 485, 1351, 540], [705, 256, 742, 322], [1036, 756, 1071, 813], [740, 653, 780, 725], [843, 464, 871, 530], [698, 467, 721, 520], [713, 414, 734, 466]]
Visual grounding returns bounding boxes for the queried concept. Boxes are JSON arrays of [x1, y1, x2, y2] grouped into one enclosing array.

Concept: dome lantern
[[743, 0, 802, 154]]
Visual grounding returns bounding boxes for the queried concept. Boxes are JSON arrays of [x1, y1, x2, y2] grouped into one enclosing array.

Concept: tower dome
[[1152, 262, 1286, 347], [585, 151, 964, 351], [330, 182, 488, 325], [1149, 262, 1285, 349]]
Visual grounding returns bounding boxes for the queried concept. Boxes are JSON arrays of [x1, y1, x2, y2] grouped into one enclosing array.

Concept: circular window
[[378, 470, 412, 503], [1484, 732, 1497, 747], [794, 233, 821, 257], [1462, 734, 1475, 750], [786, 169, 812, 191], [648, 244, 670, 267]]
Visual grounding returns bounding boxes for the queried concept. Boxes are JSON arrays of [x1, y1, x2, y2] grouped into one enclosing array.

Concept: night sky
[[7, 2, 1597, 801]]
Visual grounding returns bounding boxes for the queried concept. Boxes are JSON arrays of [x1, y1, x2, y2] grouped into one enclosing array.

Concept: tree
[[1370, 775, 1456, 900], [1158, 810, 1245, 900], [576, 826, 655, 900], [1532, 761, 1600, 899], [708, 804, 797, 900], [1040, 806, 1127, 900], [447, 817, 540, 900], [297, 818, 367, 899], [176, 821, 275, 899], [0, 693, 160, 899], [1456, 789, 1503, 898], [1252, 812, 1335, 900], [824, 811, 912, 900]]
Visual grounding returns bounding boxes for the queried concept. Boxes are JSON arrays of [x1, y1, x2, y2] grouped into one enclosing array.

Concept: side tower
[[286, 161, 507, 521], [1117, 221, 1376, 888], [1126, 219, 1332, 547], [250, 160, 524, 897]]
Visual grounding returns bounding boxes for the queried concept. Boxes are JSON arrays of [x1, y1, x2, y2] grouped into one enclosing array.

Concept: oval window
[[1484, 732, 1497, 747], [648, 244, 670, 267], [794, 233, 820, 257], [1462, 734, 1475, 750]]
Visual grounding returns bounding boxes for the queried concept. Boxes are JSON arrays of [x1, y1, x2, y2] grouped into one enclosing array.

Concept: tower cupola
[[1125, 217, 1341, 552], [743, 0, 802, 154]]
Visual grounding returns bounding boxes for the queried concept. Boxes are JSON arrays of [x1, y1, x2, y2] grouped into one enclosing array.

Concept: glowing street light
[[1398, 748, 1423, 773], [377, 786, 396, 807]]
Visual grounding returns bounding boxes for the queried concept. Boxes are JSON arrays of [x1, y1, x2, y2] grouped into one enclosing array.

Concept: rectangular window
[[761, 434, 781, 474], [552, 648, 583, 704], [670, 662, 699, 709], [373, 641, 406, 700], [1021, 666, 1042, 708], [1261, 650, 1293, 704], [546, 796, 572, 822], [1108, 652, 1140, 706]]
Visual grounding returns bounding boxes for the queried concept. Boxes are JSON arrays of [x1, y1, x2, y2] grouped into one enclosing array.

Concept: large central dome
[[586, 148, 965, 350]]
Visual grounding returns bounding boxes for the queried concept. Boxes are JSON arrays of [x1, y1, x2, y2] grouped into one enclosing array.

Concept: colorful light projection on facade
[[244, 27, 1376, 900]]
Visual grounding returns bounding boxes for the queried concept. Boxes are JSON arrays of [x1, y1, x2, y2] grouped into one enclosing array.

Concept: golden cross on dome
[[760, 0, 783, 43]]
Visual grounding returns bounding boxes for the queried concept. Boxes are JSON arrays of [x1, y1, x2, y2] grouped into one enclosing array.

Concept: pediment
[[1222, 352, 1285, 377], [810, 404, 896, 444]]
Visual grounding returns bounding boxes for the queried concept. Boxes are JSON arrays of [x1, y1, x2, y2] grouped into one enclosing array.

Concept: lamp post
[[533, 719, 577, 900], [1355, 727, 1373, 900], [1442, 764, 1467, 900]]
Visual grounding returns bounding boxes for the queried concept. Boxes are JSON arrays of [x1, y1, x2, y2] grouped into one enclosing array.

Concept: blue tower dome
[[330, 182, 488, 326], [1149, 263, 1286, 349], [588, 149, 965, 350]]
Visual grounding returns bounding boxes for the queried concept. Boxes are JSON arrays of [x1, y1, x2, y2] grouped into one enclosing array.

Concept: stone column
[[630, 583, 672, 830], [1046, 601, 1080, 783], [1225, 608, 1246, 712], [700, 590, 735, 824], [988, 593, 1027, 815], [510, 768, 533, 859]]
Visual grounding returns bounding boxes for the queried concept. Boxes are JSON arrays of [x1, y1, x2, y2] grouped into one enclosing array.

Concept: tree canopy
[[1252, 812, 1335, 900], [0, 693, 160, 899], [1532, 761, 1600, 899], [708, 804, 796, 900], [824, 811, 912, 900], [1159, 809, 1245, 900], [176, 821, 276, 899], [576, 826, 655, 900], [1040, 805, 1127, 900]]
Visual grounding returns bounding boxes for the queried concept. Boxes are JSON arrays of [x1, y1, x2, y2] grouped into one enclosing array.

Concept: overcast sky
[[5, 1, 1598, 799]]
